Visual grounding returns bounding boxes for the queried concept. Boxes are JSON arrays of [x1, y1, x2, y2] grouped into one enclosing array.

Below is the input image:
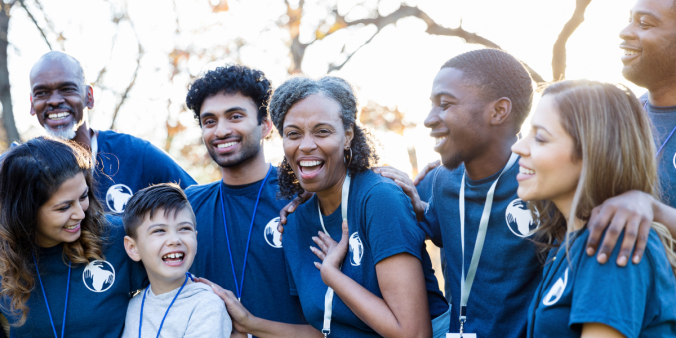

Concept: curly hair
[[269, 76, 379, 199], [0, 137, 107, 326], [442, 49, 534, 131], [186, 64, 272, 125]]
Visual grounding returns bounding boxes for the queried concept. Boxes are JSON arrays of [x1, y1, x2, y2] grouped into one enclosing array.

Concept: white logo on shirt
[[672, 151, 676, 170], [264, 217, 283, 248], [106, 184, 133, 214], [505, 199, 540, 238], [83, 260, 116, 293], [543, 267, 568, 306], [349, 232, 364, 266]]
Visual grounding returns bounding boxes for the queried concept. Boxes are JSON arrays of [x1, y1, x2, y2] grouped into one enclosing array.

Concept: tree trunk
[[0, 5, 19, 144]]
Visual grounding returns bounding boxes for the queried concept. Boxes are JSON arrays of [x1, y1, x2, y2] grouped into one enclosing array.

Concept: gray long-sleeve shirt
[[122, 282, 232, 338]]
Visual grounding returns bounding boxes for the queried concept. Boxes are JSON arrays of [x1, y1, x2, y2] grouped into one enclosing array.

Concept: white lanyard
[[90, 130, 98, 171], [458, 153, 518, 335], [317, 171, 351, 337]]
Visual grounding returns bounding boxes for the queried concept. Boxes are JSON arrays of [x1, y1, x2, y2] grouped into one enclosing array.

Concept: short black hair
[[186, 64, 272, 125], [122, 183, 195, 238], [442, 49, 534, 129]]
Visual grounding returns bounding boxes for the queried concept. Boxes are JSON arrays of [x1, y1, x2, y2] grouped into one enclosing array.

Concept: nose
[[166, 230, 183, 246], [619, 21, 635, 42], [299, 134, 317, 153], [46, 91, 65, 106], [214, 118, 233, 139], [424, 106, 440, 129], [72, 201, 86, 221], [511, 134, 530, 157]]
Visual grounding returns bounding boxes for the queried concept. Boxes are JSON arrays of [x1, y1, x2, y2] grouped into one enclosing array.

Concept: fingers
[[413, 160, 441, 186], [314, 261, 322, 270], [339, 219, 349, 244], [615, 215, 641, 266], [586, 205, 613, 257], [195, 277, 214, 286], [596, 209, 629, 264], [632, 219, 652, 264], [311, 246, 326, 261], [312, 235, 329, 252]]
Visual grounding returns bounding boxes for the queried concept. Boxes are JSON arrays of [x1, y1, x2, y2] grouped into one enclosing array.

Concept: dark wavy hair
[[269, 76, 379, 199], [0, 137, 107, 326], [186, 64, 272, 125]]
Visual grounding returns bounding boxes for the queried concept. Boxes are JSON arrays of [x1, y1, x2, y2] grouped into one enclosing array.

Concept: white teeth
[[623, 49, 640, 56], [299, 160, 323, 167], [64, 224, 78, 230], [217, 141, 239, 148], [519, 166, 535, 175], [48, 112, 70, 120], [435, 137, 447, 145], [162, 252, 184, 259]]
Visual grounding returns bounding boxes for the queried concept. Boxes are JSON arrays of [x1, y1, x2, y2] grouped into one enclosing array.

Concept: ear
[[124, 235, 142, 262], [489, 97, 513, 126], [84, 85, 94, 110], [260, 116, 273, 139], [344, 123, 354, 149], [30, 94, 37, 116]]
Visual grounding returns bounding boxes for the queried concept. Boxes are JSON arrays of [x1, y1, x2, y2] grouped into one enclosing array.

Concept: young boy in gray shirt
[[121, 184, 232, 338]]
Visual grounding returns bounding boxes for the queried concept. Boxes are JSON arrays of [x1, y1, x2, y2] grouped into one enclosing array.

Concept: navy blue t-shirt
[[0, 215, 147, 338], [421, 160, 542, 337], [283, 169, 448, 337], [528, 228, 676, 337], [95, 130, 196, 214], [186, 166, 307, 331]]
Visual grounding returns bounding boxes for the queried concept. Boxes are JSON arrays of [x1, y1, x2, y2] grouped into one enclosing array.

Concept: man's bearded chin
[[45, 120, 78, 140]]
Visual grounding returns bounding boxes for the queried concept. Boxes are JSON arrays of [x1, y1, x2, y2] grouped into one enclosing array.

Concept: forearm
[[323, 268, 430, 338], [243, 318, 322, 338], [653, 200, 676, 237]]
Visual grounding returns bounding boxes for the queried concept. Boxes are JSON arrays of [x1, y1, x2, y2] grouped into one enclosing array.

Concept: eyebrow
[[532, 123, 551, 135], [632, 10, 661, 22], [147, 221, 195, 230], [32, 81, 79, 92], [431, 91, 458, 101], [200, 106, 248, 119], [283, 122, 334, 130], [54, 187, 89, 208]]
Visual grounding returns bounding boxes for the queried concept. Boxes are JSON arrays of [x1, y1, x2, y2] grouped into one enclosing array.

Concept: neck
[[72, 121, 93, 150], [648, 85, 676, 107], [220, 150, 269, 186], [553, 195, 585, 233], [148, 272, 191, 295], [464, 134, 517, 181], [316, 168, 347, 216]]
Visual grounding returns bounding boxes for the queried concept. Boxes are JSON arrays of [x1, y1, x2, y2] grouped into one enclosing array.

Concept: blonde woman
[[513, 80, 676, 337]]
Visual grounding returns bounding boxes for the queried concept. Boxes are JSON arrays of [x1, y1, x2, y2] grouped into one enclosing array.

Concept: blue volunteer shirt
[[642, 101, 676, 208], [421, 160, 542, 337], [95, 130, 196, 214], [283, 169, 448, 337], [528, 228, 676, 337], [187, 166, 307, 331], [0, 215, 147, 338]]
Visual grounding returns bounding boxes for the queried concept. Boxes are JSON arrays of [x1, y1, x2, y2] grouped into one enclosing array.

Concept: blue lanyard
[[139, 272, 194, 338], [644, 101, 676, 158], [219, 164, 272, 301], [32, 253, 71, 338]]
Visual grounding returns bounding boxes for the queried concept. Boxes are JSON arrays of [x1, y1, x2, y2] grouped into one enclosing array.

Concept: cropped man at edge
[[184, 65, 313, 338], [26, 51, 196, 214]]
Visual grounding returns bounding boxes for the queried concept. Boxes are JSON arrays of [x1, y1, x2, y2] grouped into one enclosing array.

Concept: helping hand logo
[[83, 260, 116, 293], [264, 217, 283, 248], [106, 184, 133, 214], [505, 199, 540, 238]]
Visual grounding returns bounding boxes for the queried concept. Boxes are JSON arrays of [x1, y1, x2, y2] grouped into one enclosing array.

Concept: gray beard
[[45, 121, 77, 140]]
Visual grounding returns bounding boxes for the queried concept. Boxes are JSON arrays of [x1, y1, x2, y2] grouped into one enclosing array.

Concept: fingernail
[[617, 256, 627, 267], [633, 255, 640, 264], [598, 253, 608, 264], [586, 247, 595, 256]]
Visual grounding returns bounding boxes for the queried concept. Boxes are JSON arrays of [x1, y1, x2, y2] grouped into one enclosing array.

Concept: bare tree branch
[[328, 30, 377, 72], [16, 0, 52, 50], [110, 15, 143, 129], [552, 0, 592, 80]]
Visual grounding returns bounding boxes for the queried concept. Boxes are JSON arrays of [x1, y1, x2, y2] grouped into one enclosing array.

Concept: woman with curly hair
[[512, 80, 676, 337], [222, 76, 448, 338], [0, 137, 146, 338]]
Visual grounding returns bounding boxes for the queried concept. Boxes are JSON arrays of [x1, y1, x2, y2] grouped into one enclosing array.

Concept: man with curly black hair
[[184, 65, 310, 337]]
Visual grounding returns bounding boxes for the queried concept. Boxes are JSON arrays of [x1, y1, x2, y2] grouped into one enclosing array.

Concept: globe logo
[[264, 217, 283, 248], [83, 260, 116, 293], [349, 232, 364, 266], [106, 184, 133, 214], [672, 150, 676, 170], [543, 267, 568, 306], [505, 199, 540, 238]]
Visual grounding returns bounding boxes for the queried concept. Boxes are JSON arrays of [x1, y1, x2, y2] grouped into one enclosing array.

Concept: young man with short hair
[[27, 51, 196, 213]]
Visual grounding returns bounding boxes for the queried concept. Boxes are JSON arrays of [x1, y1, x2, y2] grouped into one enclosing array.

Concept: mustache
[[42, 104, 75, 117]]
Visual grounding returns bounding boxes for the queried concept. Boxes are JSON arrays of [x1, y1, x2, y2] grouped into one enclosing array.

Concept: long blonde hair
[[532, 80, 676, 276]]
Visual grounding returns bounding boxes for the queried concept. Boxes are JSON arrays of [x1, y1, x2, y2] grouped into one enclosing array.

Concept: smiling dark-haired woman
[[0, 137, 146, 338], [262, 76, 447, 338]]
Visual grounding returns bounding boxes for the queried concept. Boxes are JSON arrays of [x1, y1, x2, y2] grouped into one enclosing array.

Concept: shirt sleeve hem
[[569, 314, 637, 338], [372, 245, 422, 265]]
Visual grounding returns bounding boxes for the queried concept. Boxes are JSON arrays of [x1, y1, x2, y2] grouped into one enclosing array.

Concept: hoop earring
[[344, 148, 353, 167]]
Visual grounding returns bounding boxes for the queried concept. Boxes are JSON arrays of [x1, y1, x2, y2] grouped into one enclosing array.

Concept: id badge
[[447, 334, 477, 338]]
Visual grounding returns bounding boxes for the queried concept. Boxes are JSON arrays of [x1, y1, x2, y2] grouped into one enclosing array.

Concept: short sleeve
[[363, 183, 425, 264], [183, 292, 233, 338], [141, 142, 197, 189], [420, 194, 443, 248], [569, 231, 651, 338]]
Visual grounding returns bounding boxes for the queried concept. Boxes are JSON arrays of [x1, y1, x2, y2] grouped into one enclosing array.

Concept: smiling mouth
[[216, 141, 240, 149], [162, 252, 185, 264], [47, 112, 71, 121], [519, 166, 535, 175], [621, 47, 641, 58], [299, 160, 324, 175], [435, 136, 447, 146]]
